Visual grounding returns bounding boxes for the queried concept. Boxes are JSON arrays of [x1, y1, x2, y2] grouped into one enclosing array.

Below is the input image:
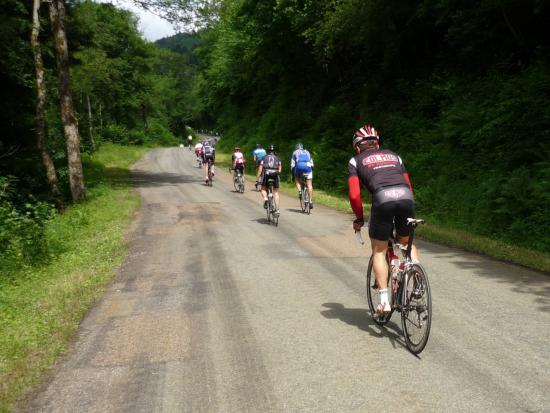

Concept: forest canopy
[[178, 0, 550, 252], [1, 0, 549, 271]]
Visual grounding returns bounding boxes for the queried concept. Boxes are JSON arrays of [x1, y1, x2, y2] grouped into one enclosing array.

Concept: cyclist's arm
[[278, 161, 282, 174], [348, 158, 363, 220], [403, 172, 413, 193]]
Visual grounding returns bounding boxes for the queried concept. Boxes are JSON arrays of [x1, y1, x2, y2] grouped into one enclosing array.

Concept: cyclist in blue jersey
[[291, 143, 314, 209], [253, 144, 267, 186]]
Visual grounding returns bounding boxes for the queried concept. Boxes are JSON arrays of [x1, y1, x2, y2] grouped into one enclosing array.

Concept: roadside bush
[[147, 119, 178, 146], [0, 176, 56, 274], [103, 123, 130, 144]]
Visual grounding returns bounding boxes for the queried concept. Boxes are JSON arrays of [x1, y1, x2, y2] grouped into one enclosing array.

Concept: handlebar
[[355, 230, 365, 245], [407, 218, 425, 227]]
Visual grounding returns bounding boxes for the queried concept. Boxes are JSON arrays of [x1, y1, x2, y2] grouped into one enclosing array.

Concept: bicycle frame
[[388, 219, 427, 317]]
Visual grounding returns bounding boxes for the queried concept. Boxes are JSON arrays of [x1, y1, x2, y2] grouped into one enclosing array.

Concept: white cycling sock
[[379, 288, 388, 304]]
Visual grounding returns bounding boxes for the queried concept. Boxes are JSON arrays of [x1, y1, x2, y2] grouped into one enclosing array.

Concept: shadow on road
[[252, 218, 271, 225], [285, 208, 305, 214], [416, 241, 550, 313], [131, 169, 199, 187], [320, 302, 410, 352]]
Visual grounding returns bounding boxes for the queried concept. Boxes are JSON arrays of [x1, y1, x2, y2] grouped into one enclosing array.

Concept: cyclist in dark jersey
[[258, 144, 282, 216], [201, 140, 216, 183], [348, 124, 418, 316]]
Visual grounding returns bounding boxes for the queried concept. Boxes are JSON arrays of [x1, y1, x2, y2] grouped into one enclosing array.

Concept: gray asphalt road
[[23, 148, 550, 413]]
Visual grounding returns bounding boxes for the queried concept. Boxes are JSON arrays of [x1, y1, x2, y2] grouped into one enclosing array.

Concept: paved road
[[24, 148, 550, 412]]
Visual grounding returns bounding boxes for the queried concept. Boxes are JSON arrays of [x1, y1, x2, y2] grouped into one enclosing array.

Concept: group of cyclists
[[239, 143, 314, 217], [192, 139, 315, 217], [190, 122, 419, 317]]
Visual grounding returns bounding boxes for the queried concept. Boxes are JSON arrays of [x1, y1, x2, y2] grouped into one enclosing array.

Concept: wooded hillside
[[174, 0, 550, 253], [1, 0, 549, 267]]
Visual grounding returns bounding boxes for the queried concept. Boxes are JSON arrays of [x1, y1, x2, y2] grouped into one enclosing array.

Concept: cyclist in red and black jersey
[[348, 124, 419, 316]]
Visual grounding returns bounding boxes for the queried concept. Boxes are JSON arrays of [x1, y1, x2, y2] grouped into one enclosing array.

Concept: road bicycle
[[205, 160, 214, 187], [265, 176, 279, 226], [358, 218, 432, 354], [196, 156, 202, 168], [299, 173, 311, 214], [232, 167, 245, 193]]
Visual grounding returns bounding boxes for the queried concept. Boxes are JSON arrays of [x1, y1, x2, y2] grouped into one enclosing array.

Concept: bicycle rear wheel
[[239, 176, 245, 193], [366, 256, 393, 325], [401, 264, 432, 354], [270, 196, 279, 226], [303, 188, 310, 215], [233, 174, 239, 191], [208, 169, 213, 186], [299, 189, 305, 212]]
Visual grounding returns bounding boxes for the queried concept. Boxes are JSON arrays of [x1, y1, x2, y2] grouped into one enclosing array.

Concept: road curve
[[23, 147, 550, 413]]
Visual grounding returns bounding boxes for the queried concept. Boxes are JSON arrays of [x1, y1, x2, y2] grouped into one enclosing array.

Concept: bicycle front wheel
[[401, 264, 432, 354], [366, 256, 393, 325]]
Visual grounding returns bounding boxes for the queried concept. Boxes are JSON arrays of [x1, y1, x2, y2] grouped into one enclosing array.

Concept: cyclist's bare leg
[[274, 189, 280, 210], [261, 187, 268, 202], [256, 166, 261, 182], [294, 176, 302, 192], [371, 239, 389, 290], [203, 161, 208, 180], [397, 235, 419, 262], [306, 178, 313, 201]]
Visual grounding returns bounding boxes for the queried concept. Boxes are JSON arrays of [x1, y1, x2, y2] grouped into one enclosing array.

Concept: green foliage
[[0, 176, 56, 275], [147, 119, 179, 146], [102, 123, 130, 144], [183, 0, 550, 253]]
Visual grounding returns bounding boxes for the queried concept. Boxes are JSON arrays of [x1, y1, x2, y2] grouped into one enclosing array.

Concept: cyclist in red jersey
[[348, 124, 419, 316]]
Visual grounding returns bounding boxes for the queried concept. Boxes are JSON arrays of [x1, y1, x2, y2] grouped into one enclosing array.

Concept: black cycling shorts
[[262, 172, 279, 188], [368, 186, 415, 241]]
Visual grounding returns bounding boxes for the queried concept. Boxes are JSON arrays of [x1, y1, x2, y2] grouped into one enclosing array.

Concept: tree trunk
[[31, 0, 61, 198], [141, 103, 149, 132], [99, 102, 103, 135], [86, 94, 95, 151], [49, 0, 85, 201]]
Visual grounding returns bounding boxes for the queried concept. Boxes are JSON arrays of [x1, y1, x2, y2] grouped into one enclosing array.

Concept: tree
[[31, 0, 61, 198], [49, 0, 85, 201]]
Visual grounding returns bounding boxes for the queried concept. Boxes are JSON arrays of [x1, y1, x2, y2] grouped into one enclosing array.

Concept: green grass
[[219, 151, 550, 273], [0, 143, 150, 412]]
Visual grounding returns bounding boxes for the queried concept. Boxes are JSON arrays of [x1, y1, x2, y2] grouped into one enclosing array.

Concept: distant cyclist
[[258, 145, 282, 216], [252, 144, 267, 184], [291, 143, 314, 209], [348, 124, 418, 316], [187, 135, 193, 149], [201, 140, 216, 182], [194, 141, 203, 158], [231, 146, 246, 177]]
